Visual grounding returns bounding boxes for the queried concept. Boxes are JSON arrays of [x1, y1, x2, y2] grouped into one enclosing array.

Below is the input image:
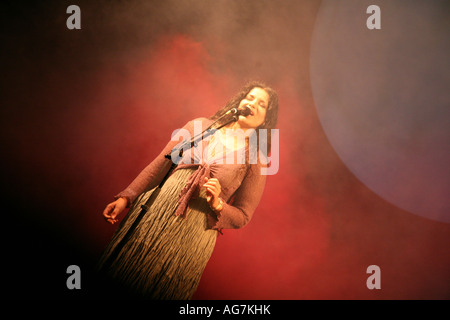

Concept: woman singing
[[98, 81, 279, 299]]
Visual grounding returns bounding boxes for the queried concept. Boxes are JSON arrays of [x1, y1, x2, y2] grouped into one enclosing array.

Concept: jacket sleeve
[[114, 119, 197, 207], [211, 162, 267, 230]]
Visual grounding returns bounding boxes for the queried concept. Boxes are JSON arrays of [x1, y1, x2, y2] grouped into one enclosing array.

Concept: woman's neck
[[214, 122, 250, 151], [224, 121, 253, 132]]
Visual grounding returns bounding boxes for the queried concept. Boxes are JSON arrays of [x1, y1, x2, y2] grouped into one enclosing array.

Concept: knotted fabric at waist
[[173, 162, 211, 218]]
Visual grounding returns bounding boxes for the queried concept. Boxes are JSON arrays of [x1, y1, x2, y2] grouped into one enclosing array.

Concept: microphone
[[226, 106, 253, 117], [237, 105, 253, 117]]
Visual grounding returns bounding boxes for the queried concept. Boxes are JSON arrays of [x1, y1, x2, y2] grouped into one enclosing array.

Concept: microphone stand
[[100, 113, 240, 272]]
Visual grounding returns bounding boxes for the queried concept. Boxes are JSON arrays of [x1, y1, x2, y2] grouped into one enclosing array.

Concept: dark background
[[1, 0, 448, 299]]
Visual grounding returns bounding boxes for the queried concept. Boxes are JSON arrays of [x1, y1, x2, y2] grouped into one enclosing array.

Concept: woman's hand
[[102, 197, 127, 224], [203, 177, 222, 210]]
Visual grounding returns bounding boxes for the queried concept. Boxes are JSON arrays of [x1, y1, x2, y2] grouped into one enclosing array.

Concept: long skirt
[[97, 168, 217, 299]]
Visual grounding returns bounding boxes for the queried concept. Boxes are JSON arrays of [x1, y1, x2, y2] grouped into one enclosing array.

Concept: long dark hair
[[210, 81, 279, 154]]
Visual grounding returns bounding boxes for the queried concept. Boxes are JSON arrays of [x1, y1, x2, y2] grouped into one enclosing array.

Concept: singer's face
[[237, 87, 269, 129]]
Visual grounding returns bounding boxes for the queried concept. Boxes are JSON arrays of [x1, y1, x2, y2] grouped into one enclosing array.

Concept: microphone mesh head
[[239, 106, 252, 116]]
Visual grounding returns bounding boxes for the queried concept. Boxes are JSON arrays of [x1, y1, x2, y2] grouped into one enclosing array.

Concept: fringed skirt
[[97, 168, 217, 299]]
